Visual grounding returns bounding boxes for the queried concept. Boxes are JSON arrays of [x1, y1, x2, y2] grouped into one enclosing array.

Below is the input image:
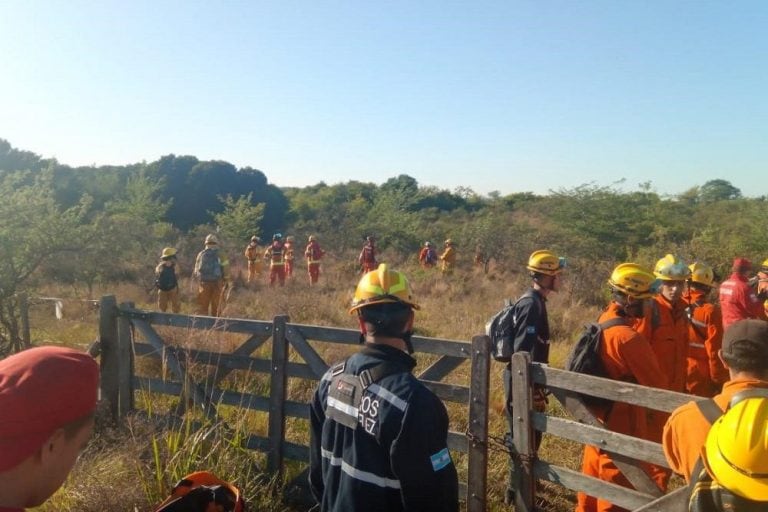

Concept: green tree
[[699, 179, 742, 203], [212, 193, 266, 244]]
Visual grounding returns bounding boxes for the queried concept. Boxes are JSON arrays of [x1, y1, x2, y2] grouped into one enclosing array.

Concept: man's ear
[[404, 310, 415, 332], [717, 349, 729, 369], [39, 428, 67, 463]]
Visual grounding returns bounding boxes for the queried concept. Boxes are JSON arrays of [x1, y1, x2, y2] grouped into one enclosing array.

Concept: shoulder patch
[[430, 447, 452, 472]]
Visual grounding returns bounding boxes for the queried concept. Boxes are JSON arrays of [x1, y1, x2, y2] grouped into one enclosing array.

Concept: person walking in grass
[[244, 235, 263, 284], [155, 247, 181, 313], [193, 234, 229, 316], [305, 235, 325, 285], [309, 264, 458, 512]]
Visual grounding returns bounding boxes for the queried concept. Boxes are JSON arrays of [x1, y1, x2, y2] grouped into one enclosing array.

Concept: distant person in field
[[663, 319, 768, 482], [358, 235, 377, 273], [500, 250, 565, 505], [684, 262, 728, 397], [284, 235, 295, 279], [438, 239, 456, 275], [0, 346, 99, 512], [193, 234, 229, 316], [309, 264, 458, 512], [418, 241, 437, 268], [719, 258, 766, 329], [155, 247, 181, 313], [243, 235, 263, 284], [754, 258, 768, 317], [576, 263, 667, 512], [304, 235, 325, 285], [264, 233, 286, 287]]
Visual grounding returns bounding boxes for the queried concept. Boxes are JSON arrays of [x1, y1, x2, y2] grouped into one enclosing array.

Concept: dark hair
[[358, 302, 412, 338], [721, 339, 768, 376], [689, 281, 712, 292]]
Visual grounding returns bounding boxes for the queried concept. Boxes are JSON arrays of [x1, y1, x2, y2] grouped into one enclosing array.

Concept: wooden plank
[[632, 487, 688, 511], [532, 364, 694, 413], [447, 431, 469, 453], [418, 355, 465, 382], [421, 381, 470, 404], [117, 302, 135, 418], [285, 327, 330, 378], [534, 460, 655, 510], [531, 413, 669, 468], [99, 295, 119, 420], [120, 307, 274, 335], [549, 388, 663, 496], [466, 335, 490, 512], [134, 342, 319, 380], [205, 333, 272, 389], [511, 352, 535, 512], [267, 315, 290, 479], [132, 319, 217, 419]]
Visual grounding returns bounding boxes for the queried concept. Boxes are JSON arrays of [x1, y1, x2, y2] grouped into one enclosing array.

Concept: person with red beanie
[[719, 258, 766, 330], [0, 346, 99, 511]]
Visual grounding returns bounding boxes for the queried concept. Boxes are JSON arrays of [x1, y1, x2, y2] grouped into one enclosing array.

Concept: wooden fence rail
[[97, 295, 490, 512], [510, 351, 696, 512]]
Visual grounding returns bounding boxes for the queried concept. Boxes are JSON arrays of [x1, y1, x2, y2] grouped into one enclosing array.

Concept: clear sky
[[1, 1, 766, 197]]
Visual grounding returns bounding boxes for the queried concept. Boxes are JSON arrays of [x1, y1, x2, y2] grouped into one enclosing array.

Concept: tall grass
[[28, 253, 604, 511]]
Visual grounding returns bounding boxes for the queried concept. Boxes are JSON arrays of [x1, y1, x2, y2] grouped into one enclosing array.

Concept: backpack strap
[[598, 317, 629, 330], [688, 398, 724, 495], [728, 388, 768, 408], [685, 303, 708, 340], [359, 361, 409, 388]]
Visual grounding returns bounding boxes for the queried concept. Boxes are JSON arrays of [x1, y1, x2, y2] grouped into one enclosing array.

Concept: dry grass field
[[26, 253, 604, 512]]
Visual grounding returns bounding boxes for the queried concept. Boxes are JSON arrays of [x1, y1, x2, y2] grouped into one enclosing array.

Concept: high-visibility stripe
[[690, 342, 706, 349], [321, 449, 401, 489], [327, 396, 358, 418], [367, 384, 408, 411]]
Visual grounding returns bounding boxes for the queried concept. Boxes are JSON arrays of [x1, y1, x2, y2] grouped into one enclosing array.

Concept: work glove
[[532, 387, 549, 413]]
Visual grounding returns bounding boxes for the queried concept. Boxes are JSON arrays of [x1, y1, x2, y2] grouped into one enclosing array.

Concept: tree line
[[1, 137, 766, 353]]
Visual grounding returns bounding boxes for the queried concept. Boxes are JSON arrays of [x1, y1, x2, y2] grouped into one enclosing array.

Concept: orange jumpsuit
[[439, 246, 456, 274], [358, 242, 377, 273], [631, 294, 689, 491], [284, 241, 295, 278], [305, 241, 325, 285], [575, 303, 667, 512], [244, 243, 263, 282], [683, 289, 727, 397], [265, 242, 286, 287], [662, 378, 768, 482]]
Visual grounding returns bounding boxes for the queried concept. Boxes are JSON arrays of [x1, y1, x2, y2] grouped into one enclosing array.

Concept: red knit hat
[[732, 257, 752, 272], [0, 346, 98, 472]]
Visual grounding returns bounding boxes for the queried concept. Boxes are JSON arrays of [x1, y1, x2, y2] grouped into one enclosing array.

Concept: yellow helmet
[[704, 395, 768, 501], [653, 254, 690, 281], [204, 234, 218, 245], [161, 247, 177, 259], [349, 264, 420, 314], [286, 235, 294, 242], [760, 258, 768, 274], [308, 235, 317, 242], [608, 263, 656, 299], [444, 239, 453, 245], [689, 262, 715, 287], [527, 250, 565, 276]]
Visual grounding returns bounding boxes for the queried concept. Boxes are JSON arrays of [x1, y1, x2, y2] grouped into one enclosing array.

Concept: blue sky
[[1, 1, 766, 196]]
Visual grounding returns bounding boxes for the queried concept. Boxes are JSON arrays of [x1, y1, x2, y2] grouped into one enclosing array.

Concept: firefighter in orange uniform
[[244, 235, 263, 283], [684, 262, 728, 397], [284, 236, 295, 278], [305, 235, 325, 285], [576, 263, 667, 512], [358, 236, 377, 273], [439, 239, 456, 275], [264, 233, 286, 287], [754, 259, 768, 317], [632, 253, 691, 491]]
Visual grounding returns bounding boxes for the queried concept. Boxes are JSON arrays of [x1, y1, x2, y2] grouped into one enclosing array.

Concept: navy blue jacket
[[309, 344, 459, 512]]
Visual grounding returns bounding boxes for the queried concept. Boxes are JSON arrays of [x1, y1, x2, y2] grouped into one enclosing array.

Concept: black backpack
[[564, 318, 627, 408], [156, 265, 178, 291], [485, 291, 539, 362]]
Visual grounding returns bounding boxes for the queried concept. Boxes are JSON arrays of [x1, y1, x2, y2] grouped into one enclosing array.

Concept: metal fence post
[[467, 335, 491, 512], [511, 351, 535, 512], [267, 315, 290, 480], [18, 293, 30, 349]]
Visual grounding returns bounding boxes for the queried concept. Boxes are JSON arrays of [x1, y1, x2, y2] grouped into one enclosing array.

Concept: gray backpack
[[197, 248, 223, 282]]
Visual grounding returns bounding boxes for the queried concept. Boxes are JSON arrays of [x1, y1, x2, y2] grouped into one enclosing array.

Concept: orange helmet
[[349, 264, 420, 313], [154, 471, 244, 512]]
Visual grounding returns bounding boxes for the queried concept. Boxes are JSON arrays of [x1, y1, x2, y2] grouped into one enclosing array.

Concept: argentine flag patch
[[430, 447, 452, 471]]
